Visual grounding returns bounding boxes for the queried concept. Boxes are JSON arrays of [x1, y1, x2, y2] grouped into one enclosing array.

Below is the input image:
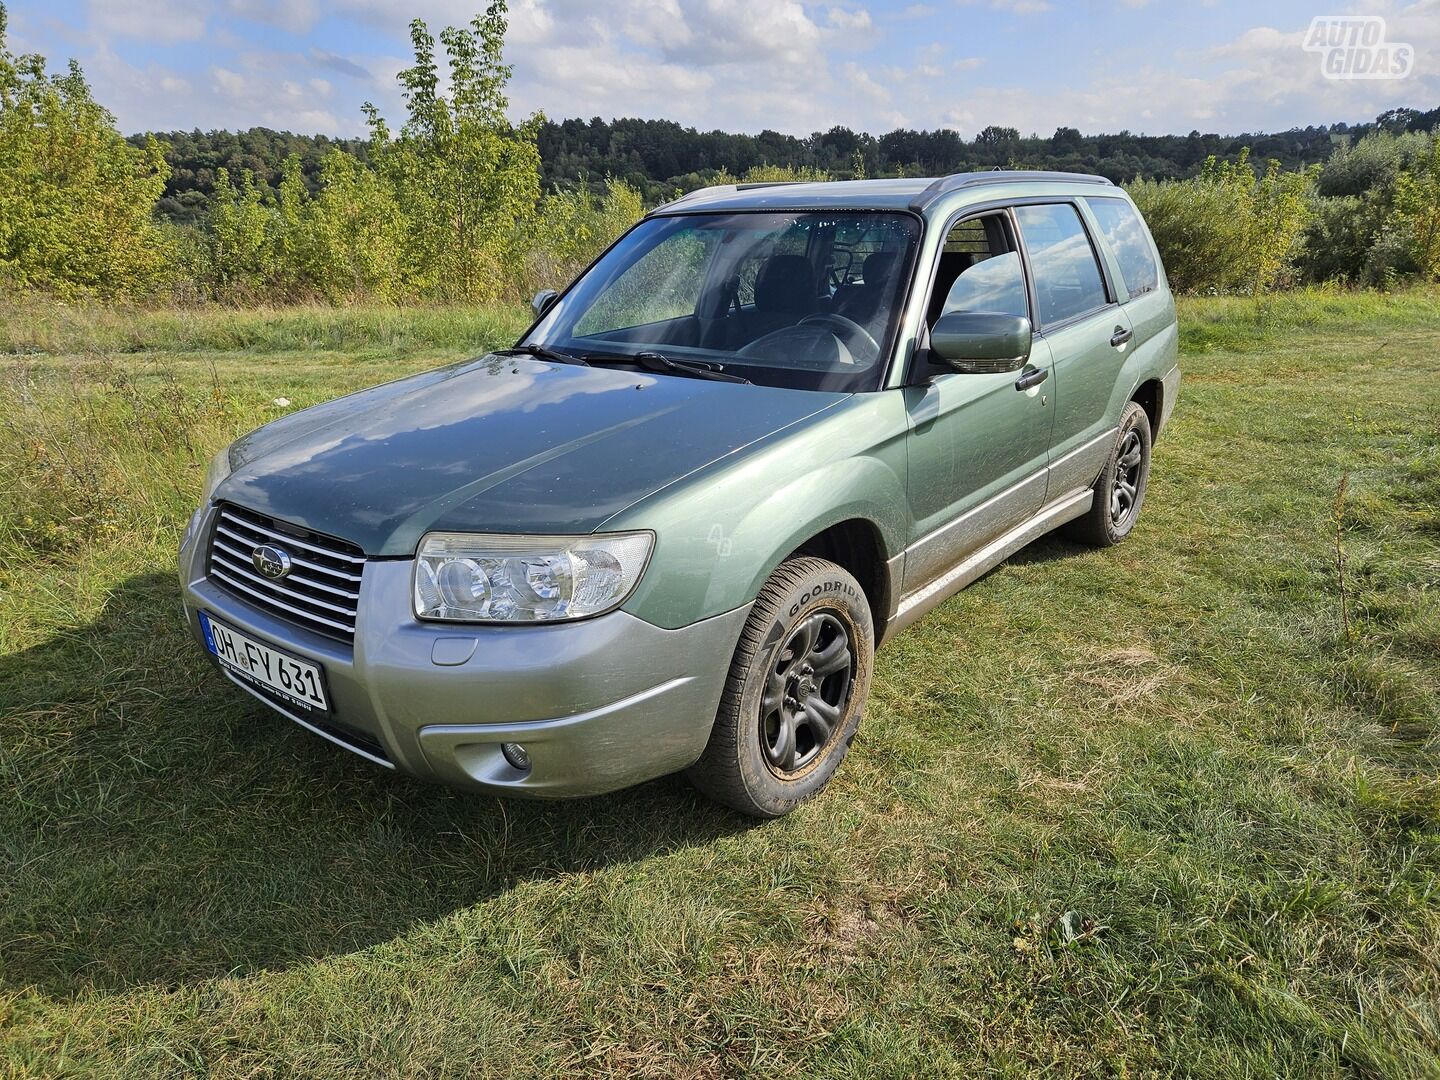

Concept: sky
[[4, 0, 1437, 139]]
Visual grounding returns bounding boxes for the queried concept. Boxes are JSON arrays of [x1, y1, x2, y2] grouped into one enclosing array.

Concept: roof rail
[[909, 170, 1112, 211], [650, 178, 817, 215], [733, 180, 807, 191], [650, 183, 736, 215]]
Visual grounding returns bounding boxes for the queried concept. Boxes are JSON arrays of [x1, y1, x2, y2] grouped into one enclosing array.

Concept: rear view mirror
[[929, 311, 1032, 374], [531, 289, 560, 319]]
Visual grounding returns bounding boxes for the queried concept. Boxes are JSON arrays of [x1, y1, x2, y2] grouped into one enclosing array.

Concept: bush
[[1390, 133, 1440, 280], [1127, 151, 1315, 294], [518, 179, 644, 298], [0, 6, 174, 299], [1316, 129, 1434, 199], [1299, 195, 1387, 284], [1126, 174, 1245, 293], [362, 8, 541, 303]]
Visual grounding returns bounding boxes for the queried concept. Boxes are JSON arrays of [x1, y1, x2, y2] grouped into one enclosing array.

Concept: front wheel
[[687, 557, 873, 818]]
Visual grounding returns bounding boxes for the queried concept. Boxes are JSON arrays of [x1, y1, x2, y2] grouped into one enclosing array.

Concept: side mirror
[[531, 289, 560, 319], [928, 311, 1032, 374]]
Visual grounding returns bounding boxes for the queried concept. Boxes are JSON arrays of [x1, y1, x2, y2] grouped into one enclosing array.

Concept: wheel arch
[[1131, 377, 1163, 439], [787, 517, 893, 635]]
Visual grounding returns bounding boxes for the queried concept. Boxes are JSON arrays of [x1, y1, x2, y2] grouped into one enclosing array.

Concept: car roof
[[650, 171, 1116, 219]]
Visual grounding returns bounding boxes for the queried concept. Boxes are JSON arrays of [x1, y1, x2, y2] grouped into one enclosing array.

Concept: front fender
[[609, 393, 910, 630]]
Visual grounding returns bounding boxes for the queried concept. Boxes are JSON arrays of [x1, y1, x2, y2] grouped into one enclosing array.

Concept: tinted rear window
[[1087, 197, 1160, 298]]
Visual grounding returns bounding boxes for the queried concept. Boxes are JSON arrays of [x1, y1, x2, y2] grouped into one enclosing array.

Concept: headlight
[[201, 445, 233, 504], [413, 531, 654, 623]]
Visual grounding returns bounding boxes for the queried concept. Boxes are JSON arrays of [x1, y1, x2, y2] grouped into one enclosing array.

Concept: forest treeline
[[141, 106, 1440, 219], [2, 0, 1438, 305]]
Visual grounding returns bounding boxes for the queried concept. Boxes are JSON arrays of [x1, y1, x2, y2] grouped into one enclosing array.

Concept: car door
[[900, 209, 1053, 595], [1012, 201, 1131, 500], [1084, 192, 1176, 378]]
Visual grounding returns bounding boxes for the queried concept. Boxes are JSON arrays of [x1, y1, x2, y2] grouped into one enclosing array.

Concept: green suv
[[179, 171, 1179, 817]]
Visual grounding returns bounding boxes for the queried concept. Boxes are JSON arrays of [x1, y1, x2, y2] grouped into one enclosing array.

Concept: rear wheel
[[687, 557, 873, 818], [1065, 400, 1152, 547]]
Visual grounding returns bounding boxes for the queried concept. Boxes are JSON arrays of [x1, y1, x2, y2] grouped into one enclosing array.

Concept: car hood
[[219, 354, 845, 556]]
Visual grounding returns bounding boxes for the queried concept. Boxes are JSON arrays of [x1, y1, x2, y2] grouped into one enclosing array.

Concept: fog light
[[501, 742, 531, 771]]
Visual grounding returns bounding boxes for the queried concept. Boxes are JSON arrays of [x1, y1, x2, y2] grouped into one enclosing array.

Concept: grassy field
[[1, 290, 1437, 1078]]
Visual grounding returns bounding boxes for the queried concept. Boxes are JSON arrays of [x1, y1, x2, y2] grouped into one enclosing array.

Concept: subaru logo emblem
[[252, 544, 292, 580]]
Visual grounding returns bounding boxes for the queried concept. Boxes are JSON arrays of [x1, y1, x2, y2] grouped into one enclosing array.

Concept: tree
[[207, 167, 277, 295], [362, 2, 541, 301], [1391, 133, 1440, 279], [1050, 126, 1082, 153], [0, 2, 172, 297]]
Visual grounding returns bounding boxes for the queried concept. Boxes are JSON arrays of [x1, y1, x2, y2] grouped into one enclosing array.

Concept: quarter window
[[1087, 197, 1160, 298], [1014, 203, 1108, 327]]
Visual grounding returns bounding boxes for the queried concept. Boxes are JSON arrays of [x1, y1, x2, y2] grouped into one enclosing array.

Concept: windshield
[[525, 210, 921, 392]]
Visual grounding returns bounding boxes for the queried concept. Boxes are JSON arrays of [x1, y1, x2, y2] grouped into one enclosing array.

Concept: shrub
[[1299, 195, 1388, 284], [519, 178, 644, 297], [1316, 128, 1434, 199], [1128, 150, 1316, 294], [1390, 133, 1440, 280], [208, 167, 280, 298], [0, 5, 174, 299], [300, 151, 407, 303]]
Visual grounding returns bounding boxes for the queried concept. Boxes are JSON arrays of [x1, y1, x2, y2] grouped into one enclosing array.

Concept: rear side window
[[1014, 203, 1108, 327], [1087, 197, 1159, 298]]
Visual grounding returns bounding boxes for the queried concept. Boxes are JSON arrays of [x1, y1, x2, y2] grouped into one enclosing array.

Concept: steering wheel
[[799, 313, 880, 363]]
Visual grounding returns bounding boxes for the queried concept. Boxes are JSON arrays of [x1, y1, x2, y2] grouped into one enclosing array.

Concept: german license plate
[[200, 611, 330, 714]]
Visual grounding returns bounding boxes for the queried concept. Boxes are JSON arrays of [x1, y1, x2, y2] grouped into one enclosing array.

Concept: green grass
[[2, 291, 1438, 1078]]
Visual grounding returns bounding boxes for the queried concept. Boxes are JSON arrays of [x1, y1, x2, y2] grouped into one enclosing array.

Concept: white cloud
[[224, 0, 322, 35], [827, 6, 873, 30], [957, 0, 1054, 15], [22, 0, 1440, 142], [87, 0, 209, 43]]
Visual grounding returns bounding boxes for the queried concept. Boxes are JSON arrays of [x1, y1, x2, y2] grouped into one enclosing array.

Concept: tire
[[1065, 400, 1153, 547], [687, 557, 874, 818]]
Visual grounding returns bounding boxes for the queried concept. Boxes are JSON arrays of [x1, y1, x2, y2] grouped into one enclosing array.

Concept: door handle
[[1110, 325, 1133, 348], [1014, 365, 1049, 391]]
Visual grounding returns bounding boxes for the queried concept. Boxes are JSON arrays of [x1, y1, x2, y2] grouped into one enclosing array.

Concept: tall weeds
[[0, 360, 230, 560]]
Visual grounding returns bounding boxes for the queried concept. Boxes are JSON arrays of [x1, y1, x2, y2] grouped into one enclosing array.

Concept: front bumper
[[179, 505, 749, 797]]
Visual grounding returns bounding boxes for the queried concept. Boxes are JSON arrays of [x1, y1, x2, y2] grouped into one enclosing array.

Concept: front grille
[[207, 504, 365, 643]]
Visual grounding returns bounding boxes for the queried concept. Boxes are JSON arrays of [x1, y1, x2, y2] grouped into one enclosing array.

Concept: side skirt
[[883, 487, 1093, 640]]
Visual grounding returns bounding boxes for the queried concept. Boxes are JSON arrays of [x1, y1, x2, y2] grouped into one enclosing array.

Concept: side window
[[1087, 197, 1160, 298], [927, 213, 1028, 326], [1013, 203, 1109, 327], [577, 228, 719, 336]]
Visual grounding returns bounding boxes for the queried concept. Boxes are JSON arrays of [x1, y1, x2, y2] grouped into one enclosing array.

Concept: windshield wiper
[[497, 343, 589, 366], [582, 350, 751, 384]]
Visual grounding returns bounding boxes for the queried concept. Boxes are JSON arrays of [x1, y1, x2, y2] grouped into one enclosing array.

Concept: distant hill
[[132, 105, 1440, 223]]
